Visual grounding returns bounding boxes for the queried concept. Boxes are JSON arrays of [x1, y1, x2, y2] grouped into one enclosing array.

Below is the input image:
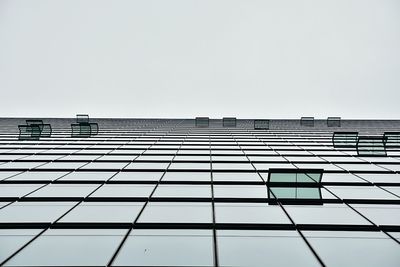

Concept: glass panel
[[59, 202, 144, 223], [35, 162, 86, 169], [357, 173, 400, 184], [0, 184, 45, 198], [0, 171, 22, 180], [138, 202, 212, 223], [162, 172, 211, 182], [212, 172, 262, 182], [214, 185, 268, 199], [113, 229, 213, 266], [125, 162, 169, 170], [26, 184, 98, 198], [212, 163, 254, 170], [80, 162, 128, 170], [215, 203, 291, 224], [0, 229, 42, 263], [153, 185, 211, 198], [268, 172, 322, 183], [168, 163, 210, 170], [0, 162, 45, 169], [4, 229, 126, 266], [285, 204, 371, 225], [217, 230, 320, 267], [326, 186, 400, 200], [350, 204, 400, 226], [321, 173, 366, 183], [90, 184, 155, 198], [110, 172, 163, 181], [303, 231, 400, 267], [57, 171, 116, 181], [382, 187, 400, 197], [5, 171, 68, 181], [0, 202, 76, 223]]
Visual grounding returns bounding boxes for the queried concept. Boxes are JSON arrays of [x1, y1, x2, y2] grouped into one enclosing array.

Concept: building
[[0, 117, 400, 267]]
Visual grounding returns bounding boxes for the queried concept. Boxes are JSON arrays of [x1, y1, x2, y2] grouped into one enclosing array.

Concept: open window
[[300, 117, 314, 127], [383, 132, 400, 148], [267, 169, 323, 203], [71, 114, 99, 137], [357, 136, 387, 157], [195, 117, 209, 127], [332, 131, 358, 148], [223, 117, 236, 127], [327, 117, 341, 127], [254, 120, 270, 130], [18, 119, 52, 140]]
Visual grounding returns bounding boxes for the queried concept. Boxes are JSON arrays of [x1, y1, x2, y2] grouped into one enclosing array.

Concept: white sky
[[1, 0, 399, 119]]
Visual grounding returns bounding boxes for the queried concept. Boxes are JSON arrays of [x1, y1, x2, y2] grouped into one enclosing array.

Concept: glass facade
[[0, 118, 400, 266]]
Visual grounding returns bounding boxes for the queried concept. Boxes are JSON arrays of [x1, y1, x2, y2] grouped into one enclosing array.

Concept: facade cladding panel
[[0, 117, 400, 266]]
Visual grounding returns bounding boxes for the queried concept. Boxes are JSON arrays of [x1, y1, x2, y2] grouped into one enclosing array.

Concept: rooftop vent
[[223, 117, 237, 127], [254, 120, 270, 130], [300, 117, 314, 127], [195, 117, 209, 127], [327, 117, 341, 127]]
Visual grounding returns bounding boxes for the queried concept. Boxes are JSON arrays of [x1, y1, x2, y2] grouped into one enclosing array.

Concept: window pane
[[217, 230, 320, 267], [59, 202, 144, 223], [59, 171, 116, 181], [0, 184, 45, 198], [26, 184, 98, 198], [350, 204, 400, 226], [5, 171, 67, 181], [161, 172, 211, 182], [215, 203, 291, 224], [113, 230, 213, 266], [153, 185, 211, 198], [212, 172, 262, 182], [0, 202, 76, 223], [0, 229, 42, 263], [214, 185, 268, 199], [110, 172, 163, 182], [285, 204, 371, 225], [138, 202, 212, 223], [303, 231, 400, 267], [4, 229, 126, 266], [326, 186, 400, 200], [90, 184, 155, 198]]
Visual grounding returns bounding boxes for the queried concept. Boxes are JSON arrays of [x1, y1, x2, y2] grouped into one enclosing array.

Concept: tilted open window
[[71, 114, 99, 137], [383, 132, 400, 148], [332, 131, 358, 148], [18, 119, 52, 140], [356, 136, 387, 157]]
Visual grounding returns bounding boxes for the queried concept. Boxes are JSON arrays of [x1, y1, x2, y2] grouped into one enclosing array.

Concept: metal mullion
[[210, 135, 219, 267]]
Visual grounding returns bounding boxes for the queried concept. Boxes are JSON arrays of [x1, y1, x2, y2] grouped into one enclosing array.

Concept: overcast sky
[[0, 0, 399, 119]]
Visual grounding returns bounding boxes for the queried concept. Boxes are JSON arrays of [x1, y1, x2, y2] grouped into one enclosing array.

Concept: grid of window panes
[[1, 118, 400, 267]]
